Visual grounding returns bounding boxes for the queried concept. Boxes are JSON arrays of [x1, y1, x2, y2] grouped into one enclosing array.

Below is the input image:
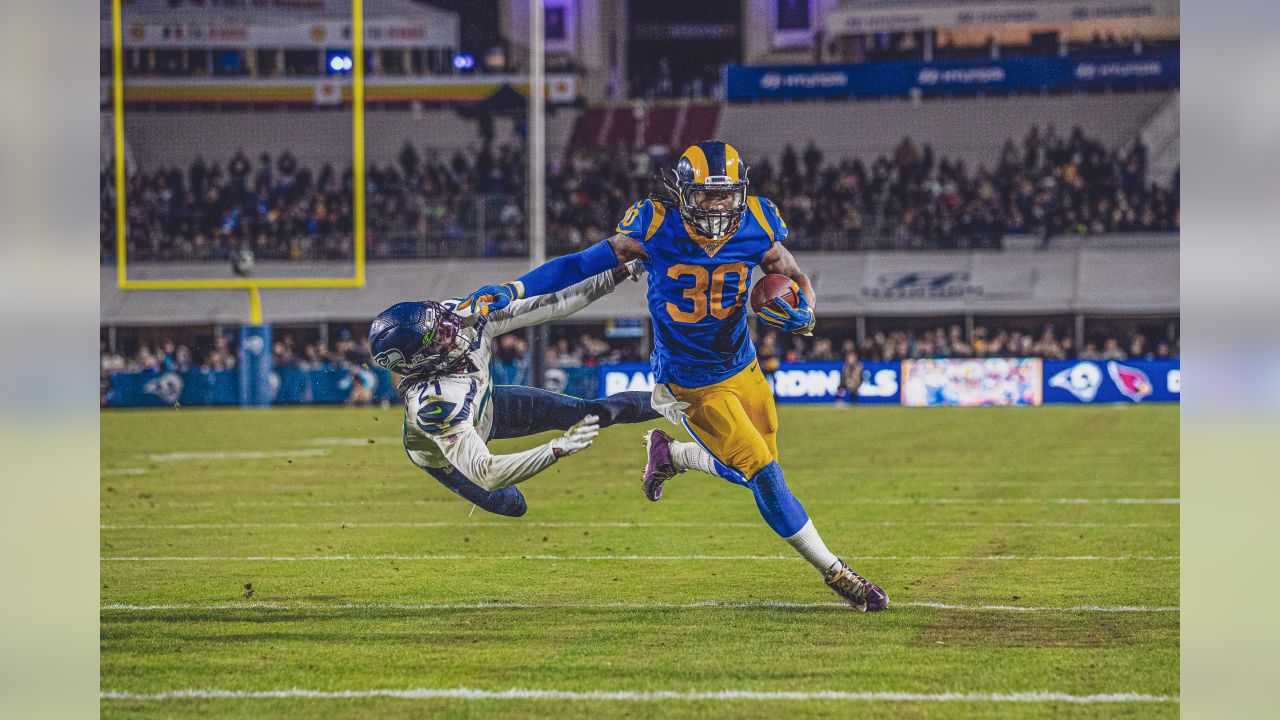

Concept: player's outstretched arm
[[432, 415, 600, 492], [460, 235, 648, 315], [486, 260, 645, 336]]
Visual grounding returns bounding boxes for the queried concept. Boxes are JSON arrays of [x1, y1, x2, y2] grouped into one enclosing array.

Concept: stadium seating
[[114, 108, 580, 170], [719, 93, 1171, 170]]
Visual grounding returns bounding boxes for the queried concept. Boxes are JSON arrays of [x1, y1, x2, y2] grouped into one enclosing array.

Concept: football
[[750, 273, 798, 314]]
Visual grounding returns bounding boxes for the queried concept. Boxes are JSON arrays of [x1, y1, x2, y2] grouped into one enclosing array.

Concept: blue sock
[[747, 461, 810, 538]]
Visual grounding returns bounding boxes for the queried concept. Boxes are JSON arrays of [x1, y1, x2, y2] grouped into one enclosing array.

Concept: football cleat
[[642, 428, 681, 501], [824, 559, 889, 612]]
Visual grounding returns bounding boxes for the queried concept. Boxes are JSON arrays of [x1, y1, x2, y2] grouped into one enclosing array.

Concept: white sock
[[670, 441, 719, 476], [784, 520, 841, 574]]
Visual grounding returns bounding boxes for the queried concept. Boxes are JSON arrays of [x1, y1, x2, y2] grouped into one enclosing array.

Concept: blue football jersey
[[616, 195, 789, 389]]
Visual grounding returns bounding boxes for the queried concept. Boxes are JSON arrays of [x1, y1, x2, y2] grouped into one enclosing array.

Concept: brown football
[[750, 273, 798, 315]]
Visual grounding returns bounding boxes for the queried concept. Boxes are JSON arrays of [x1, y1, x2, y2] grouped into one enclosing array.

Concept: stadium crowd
[[101, 124, 1177, 262]]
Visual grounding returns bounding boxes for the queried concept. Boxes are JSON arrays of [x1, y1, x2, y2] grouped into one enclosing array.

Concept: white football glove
[[548, 414, 600, 458], [625, 259, 646, 282]]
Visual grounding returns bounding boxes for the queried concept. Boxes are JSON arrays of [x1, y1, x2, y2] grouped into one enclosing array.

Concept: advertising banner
[[105, 359, 1178, 408], [725, 52, 1178, 101], [105, 366, 397, 408], [823, 0, 1180, 36], [901, 358, 1043, 407], [1043, 359, 1179, 404], [597, 361, 900, 405]]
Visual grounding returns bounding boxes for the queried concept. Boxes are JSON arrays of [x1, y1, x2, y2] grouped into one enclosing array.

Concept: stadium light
[[452, 53, 475, 71], [326, 50, 353, 75]]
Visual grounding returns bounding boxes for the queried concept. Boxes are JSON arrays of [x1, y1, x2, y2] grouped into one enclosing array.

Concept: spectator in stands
[[1100, 338, 1128, 360], [102, 126, 1179, 262]]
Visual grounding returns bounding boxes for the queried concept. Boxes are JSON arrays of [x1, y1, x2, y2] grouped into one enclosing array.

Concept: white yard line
[[146, 449, 329, 462], [99, 687, 1178, 704], [847, 498, 1180, 505], [101, 468, 148, 476], [109, 497, 1180, 508], [99, 520, 1178, 530], [100, 600, 1180, 613], [101, 554, 1178, 562]]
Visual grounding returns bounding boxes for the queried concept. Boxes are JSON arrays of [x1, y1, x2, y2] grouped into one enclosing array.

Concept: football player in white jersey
[[369, 263, 658, 517]]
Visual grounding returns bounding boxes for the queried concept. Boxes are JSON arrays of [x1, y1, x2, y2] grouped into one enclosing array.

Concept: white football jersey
[[401, 270, 622, 488]]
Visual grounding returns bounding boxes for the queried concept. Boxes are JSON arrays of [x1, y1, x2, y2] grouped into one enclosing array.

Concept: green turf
[[100, 404, 1179, 718]]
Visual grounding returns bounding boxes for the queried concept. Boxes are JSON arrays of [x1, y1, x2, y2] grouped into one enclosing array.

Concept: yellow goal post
[[110, 0, 368, 324]]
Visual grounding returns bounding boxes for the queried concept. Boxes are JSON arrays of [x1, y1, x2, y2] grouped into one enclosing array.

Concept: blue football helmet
[[662, 140, 749, 239], [369, 301, 473, 379]]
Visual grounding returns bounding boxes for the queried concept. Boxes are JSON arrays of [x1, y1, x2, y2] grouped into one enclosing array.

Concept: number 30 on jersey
[[665, 262, 749, 323]]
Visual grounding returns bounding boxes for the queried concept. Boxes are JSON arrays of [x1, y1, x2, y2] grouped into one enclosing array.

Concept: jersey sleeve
[[748, 196, 790, 245], [429, 424, 558, 492], [615, 199, 667, 244], [486, 269, 619, 336]]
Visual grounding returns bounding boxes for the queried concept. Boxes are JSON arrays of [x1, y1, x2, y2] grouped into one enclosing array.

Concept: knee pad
[[748, 462, 809, 538], [484, 487, 528, 517]]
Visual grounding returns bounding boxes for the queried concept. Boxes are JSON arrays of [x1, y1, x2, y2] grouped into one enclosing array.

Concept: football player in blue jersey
[[461, 141, 888, 611]]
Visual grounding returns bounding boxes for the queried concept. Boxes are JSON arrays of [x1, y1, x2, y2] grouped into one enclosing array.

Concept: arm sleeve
[[432, 425, 558, 492], [487, 268, 619, 336], [507, 239, 618, 300]]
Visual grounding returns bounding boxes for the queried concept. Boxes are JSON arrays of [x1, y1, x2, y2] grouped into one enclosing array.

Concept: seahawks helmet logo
[[374, 348, 407, 371]]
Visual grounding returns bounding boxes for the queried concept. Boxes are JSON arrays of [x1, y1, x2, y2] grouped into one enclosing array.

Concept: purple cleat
[[824, 559, 890, 612], [642, 428, 681, 502]]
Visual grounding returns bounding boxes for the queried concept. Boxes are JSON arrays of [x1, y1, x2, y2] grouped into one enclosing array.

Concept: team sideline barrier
[[725, 52, 1179, 102], [599, 358, 1179, 406], [104, 358, 1178, 408], [105, 366, 398, 408]]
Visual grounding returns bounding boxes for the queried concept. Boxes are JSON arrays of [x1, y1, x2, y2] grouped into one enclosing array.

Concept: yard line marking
[[848, 498, 1180, 505], [100, 521, 761, 530], [99, 687, 1178, 704], [100, 601, 1180, 613], [115, 497, 1180, 508], [102, 468, 148, 476], [146, 449, 329, 462], [101, 554, 1178, 562], [98, 520, 1178, 531]]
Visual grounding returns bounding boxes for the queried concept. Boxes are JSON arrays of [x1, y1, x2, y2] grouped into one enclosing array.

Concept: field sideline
[[101, 404, 1179, 719]]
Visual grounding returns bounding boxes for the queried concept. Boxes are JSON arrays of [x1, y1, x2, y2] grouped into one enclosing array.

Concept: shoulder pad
[[615, 199, 667, 243]]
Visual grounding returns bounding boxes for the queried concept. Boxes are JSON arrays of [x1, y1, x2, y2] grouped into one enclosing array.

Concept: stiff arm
[[481, 264, 633, 336]]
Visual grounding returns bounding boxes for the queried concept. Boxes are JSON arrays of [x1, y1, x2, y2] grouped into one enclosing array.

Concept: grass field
[[100, 404, 1179, 718]]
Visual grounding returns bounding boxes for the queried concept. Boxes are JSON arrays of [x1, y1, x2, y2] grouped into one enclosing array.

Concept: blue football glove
[[755, 285, 816, 335], [458, 281, 523, 316]]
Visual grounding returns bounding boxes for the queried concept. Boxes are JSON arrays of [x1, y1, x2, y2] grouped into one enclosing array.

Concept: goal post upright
[[110, 0, 367, 301], [110, 0, 368, 405]]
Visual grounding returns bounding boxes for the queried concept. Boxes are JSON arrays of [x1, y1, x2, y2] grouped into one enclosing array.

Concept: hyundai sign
[[726, 52, 1178, 101]]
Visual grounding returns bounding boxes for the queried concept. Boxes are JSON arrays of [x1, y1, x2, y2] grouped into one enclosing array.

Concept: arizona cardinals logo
[[1107, 361, 1153, 402]]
